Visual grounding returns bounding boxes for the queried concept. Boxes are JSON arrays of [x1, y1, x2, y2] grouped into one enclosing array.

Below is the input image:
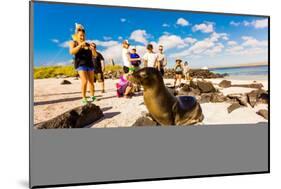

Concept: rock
[[197, 80, 217, 93], [60, 80, 72, 85], [132, 116, 158, 126], [34, 104, 104, 129], [218, 80, 231, 88], [199, 93, 212, 103], [227, 93, 248, 106], [211, 93, 227, 103], [256, 109, 268, 120], [227, 102, 242, 113], [247, 89, 268, 107], [189, 80, 198, 89], [232, 83, 264, 89]]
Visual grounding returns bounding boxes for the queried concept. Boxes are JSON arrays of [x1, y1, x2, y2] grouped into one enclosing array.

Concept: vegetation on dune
[[33, 64, 123, 79]]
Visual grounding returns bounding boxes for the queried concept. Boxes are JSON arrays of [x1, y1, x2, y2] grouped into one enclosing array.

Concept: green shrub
[[34, 65, 77, 79]]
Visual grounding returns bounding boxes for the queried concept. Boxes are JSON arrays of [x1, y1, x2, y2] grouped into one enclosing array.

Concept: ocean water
[[210, 65, 268, 76]]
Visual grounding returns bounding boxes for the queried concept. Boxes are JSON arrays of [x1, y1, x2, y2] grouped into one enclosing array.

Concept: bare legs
[[174, 74, 182, 87], [87, 71, 95, 97], [78, 70, 95, 99]]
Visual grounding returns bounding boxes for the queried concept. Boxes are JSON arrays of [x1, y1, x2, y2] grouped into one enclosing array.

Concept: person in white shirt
[[122, 40, 141, 74], [122, 40, 131, 74], [183, 61, 191, 82], [157, 45, 167, 76], [142, 44, 159, 69]]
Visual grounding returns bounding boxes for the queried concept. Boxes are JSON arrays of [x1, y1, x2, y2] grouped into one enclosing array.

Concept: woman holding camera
[[69, 26, 96, 105]]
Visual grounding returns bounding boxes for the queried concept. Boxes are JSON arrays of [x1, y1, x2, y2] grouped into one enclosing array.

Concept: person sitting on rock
[[116, 73, 134, 98]]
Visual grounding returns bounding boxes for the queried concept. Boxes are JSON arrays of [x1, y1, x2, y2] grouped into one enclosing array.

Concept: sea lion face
[[131, 67, 163, 87]]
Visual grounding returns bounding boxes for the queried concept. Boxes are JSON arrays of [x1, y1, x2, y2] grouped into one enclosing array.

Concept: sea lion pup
[[131, 67, 204, 126]]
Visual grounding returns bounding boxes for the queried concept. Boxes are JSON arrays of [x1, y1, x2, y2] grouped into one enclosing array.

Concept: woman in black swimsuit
[[174, 58, 184, 88]]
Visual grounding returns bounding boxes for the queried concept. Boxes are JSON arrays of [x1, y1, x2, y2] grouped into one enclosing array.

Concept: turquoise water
[[210, 65, 268, 76]]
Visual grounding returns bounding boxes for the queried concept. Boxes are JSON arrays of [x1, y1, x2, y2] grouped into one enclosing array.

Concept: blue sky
[[33, 2, 268, 68]]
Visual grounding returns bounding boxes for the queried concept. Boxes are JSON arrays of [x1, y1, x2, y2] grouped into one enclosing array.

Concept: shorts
[[94, 72, 104, 82], [123, 66, 130, 74], [76, 65, 94, 71]]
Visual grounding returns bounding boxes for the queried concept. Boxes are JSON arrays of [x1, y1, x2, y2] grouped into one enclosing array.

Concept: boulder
[[227, 102, 242, 113], [256, 109, 268, 120], [199, 93, 212, 103], [60, 80, 72, 85], [227, 93, 248, 106], [232, 83, 264, 89], [218, 80, 231, 88], [247, 89, 268, 107], [197, 80, 217, 93], [189, 80, 198, 89], [211, 93, 227, 103], [35, 104, 104, 129], [132, 116, 158, 126]]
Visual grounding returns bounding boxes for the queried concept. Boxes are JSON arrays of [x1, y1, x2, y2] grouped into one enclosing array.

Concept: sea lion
[[131, 67, 204, 126]]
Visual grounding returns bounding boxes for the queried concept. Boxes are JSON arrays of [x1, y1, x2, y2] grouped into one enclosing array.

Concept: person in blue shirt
[[130, 47, 142, 72]]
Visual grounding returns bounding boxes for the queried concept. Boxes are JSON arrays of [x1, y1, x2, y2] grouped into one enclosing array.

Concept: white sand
[[34, 77, 268, 128]]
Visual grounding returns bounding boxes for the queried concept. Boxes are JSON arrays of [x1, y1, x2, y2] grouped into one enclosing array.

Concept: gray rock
[[247, 89, 268, 107], [35, 104, 104, 129], [197, 80, 217, 93], [60, 80, 72, 85], [211, 93, 227, 103], [132, 116, 158, 126], [256, 109, 268, 120], [227, 102, 242, 113], [219, 80, 231, 88], [227, 93, 248, 106]]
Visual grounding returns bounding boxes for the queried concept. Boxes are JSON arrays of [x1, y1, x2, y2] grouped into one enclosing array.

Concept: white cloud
[[192, 23, 214, 33], [252, 19, 268, 28], [129, 29, 148, 44], [158, 34, 185, 50], [230, 19, 268, 29], [118, 36, 123, 40], [162, 23, 170, 27], [204, 43, 224, 56], [120, 18, 126, 22], [51, 39, 59, 43], [59, 40, 71, 48], [184, 37, 197, 44], [241, 36, 267, 47], [91, 40, 119, 47], [176, 18, 189, 26], [227, 40, 238, 46], [230, 21, 240, 26], [103, 36, 112, 40]]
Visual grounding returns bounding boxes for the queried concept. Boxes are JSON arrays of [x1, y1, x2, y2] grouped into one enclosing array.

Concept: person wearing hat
[[174, 58, 184, 87], [121, 40, 131, 74]]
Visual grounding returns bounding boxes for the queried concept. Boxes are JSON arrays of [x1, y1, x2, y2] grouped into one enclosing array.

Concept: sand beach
[[33, 75, 268, 128]]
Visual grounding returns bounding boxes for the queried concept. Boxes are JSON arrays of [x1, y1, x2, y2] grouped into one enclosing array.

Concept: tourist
[[142, 44, 159, 69], [157, 45, 167, 76], [183, 61, 190, 82], [90, 42, 106, 93], [69, 24, 95, 105], [174, 58, 184, 87]]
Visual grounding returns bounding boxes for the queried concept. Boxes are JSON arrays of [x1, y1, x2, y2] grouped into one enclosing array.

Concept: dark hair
[[77, 28, 85, 34], [147, 44, 153, 50]]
